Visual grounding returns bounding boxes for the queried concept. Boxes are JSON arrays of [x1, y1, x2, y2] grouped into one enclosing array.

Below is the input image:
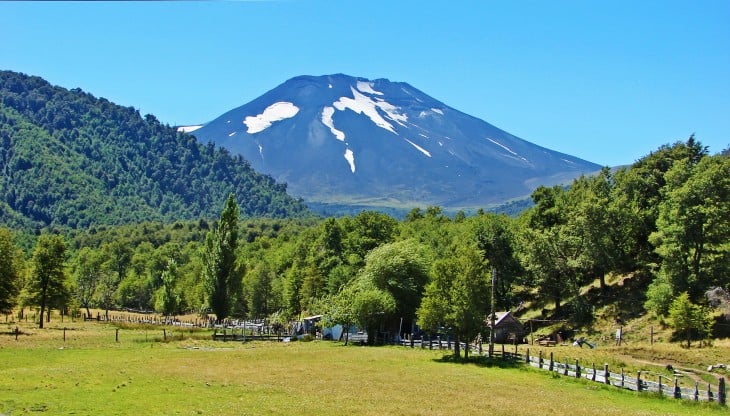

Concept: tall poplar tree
[[203, 194, 240, 321]]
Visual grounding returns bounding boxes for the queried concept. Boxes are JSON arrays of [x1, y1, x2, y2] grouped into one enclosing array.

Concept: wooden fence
[[397, 336, 726, 407], [518, 348, 726, 405]]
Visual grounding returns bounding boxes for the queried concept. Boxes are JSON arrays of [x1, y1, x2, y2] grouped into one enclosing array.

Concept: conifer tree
[[203, 194, 240, 321]]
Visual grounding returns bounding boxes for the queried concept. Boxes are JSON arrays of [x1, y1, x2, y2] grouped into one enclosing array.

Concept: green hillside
[[0, 70, 309, 230]]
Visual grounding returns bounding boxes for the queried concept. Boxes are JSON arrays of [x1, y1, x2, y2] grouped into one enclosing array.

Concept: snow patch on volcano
[[333, 87, 397, 134], [356, 80, 383, 96], [487, 138, 529, 162], [321, 106, 345, 141], [244, 102, 299, 134], [177, 125, 203, 133], [344, 148, 356, 173], [405, 138, 431, 157]]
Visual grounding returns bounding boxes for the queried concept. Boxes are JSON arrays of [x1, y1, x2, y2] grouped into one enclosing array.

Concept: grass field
[[1, 318, 727, 415]]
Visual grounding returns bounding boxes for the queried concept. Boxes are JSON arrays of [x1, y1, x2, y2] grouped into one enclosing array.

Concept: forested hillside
[[0, 70, 309, 230]]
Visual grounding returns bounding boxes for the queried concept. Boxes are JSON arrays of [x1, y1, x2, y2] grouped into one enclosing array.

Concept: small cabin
[[486, 311, 526, 344]]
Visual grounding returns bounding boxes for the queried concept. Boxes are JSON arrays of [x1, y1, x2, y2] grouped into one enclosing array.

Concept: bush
[[644, 275, 674, 317]]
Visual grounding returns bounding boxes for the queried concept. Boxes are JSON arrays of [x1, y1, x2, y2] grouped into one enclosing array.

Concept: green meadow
[[1, 320, 726, 416]]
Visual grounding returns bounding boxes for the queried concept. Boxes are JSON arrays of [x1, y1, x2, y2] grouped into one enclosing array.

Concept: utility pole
[[489, 266, 496, 358]]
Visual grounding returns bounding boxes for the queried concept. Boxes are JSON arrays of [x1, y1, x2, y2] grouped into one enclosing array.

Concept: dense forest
[[1, 136, 728, 347], [0, 70, 309, 231]]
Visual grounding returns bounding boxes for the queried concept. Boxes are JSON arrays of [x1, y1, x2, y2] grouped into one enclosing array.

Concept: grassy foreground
[[0, 321, 727, 415]]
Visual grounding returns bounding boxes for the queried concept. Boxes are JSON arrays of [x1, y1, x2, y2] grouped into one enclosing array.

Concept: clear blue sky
[[2, 1, 728, 166]]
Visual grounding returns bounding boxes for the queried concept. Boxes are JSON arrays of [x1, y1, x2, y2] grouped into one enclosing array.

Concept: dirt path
[[627, 356, 717, 384]]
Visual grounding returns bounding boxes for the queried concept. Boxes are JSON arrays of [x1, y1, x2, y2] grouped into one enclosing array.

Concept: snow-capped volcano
[[189, 74, 601, 210]]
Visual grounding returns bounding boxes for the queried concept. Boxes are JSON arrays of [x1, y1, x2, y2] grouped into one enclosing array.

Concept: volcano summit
[[189, 74, 601, 211]]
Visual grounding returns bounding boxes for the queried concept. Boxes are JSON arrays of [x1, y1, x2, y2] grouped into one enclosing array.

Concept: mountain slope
[[0, 70, 309, 230], [191, 74, 602, 210]]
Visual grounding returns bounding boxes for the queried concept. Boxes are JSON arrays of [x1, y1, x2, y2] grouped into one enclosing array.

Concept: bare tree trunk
[[38, 287, 48, 329]]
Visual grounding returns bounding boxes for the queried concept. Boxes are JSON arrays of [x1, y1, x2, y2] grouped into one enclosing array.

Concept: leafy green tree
[[474, 213, 522, 310], [566, 168, 632, 291], [318, 290, 358, 344], [71, 247, 108, 317], [244, 262, 275, 318], [103, 240, 133, 288], [95, 269, 119, 320], [154, 259, 181, 317], [27, 234, 69, 328], [361, 240, 429, 335], [418, 242, 489, 359], [650, 154, 730, 301], [613, 137, 708, 278], [348, 278, 396, 344], [668, 292, 712, 348], [203, 194, 240, 321], [345, 210, 398, 259], [0, 227, 22, 314], [519, 186, 579, 315]]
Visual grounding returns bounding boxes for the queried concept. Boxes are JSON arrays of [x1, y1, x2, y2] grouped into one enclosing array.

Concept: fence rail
[[396, 336, 726, 407], [518, 348, 724, 403]]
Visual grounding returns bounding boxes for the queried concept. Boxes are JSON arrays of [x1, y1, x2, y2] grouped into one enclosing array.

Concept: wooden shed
[[486, 311, 526, 344]]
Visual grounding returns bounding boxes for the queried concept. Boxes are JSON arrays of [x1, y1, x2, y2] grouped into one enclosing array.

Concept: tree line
[[1, 138, 728, 353]]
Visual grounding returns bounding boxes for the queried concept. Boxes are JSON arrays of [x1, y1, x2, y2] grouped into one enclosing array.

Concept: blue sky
[[1, 0, 728, 166]]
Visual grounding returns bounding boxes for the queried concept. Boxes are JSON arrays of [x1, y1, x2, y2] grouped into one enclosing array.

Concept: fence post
[[620, 368, 624, 388], [538, 350, 543, 369], [115, 328, 119, 343], [591, 363, 596, 381], [694, 382, 699, 401], [637, 371, 642, 392], [658, 375, 663, 396], [63, 327, 66, 343], [604, 364, 610, 384], [650, 325, 654, 345], [163, 329, 167, 341], [708, 382, 714, 402], [575, 360, 581, 379], [501, 343, 505, 359], [719, 377, 726, 406], [525, 348, 530, 364], [421, 335, 425, 349], [548, 352, 554, 371], [674, 378, 681, 399], [15, 326, 19, 341], [410, 333, 414, 348], [564, 358, 569, 376]]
